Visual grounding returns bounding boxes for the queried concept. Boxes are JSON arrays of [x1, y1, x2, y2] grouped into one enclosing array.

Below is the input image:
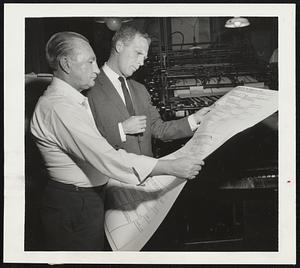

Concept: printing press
[[140, 18, 278, 251]]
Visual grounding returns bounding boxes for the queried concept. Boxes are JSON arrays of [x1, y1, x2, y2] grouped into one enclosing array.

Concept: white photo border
[[4, 3, 296, 265]]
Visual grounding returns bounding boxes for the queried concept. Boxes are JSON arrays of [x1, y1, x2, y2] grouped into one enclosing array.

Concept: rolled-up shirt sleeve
[[188, 114, 199, 131], [31, 100, 157, 185]]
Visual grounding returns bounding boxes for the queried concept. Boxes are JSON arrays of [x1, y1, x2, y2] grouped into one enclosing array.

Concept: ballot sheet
[[104, 86, 278, 251]]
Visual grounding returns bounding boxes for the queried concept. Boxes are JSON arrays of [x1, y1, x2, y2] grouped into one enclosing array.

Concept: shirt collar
[[48, 77, 87, 105], [103, 62, 126, 81]]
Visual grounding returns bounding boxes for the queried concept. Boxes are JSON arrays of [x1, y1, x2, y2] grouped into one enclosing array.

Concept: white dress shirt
[[102, 63, 199, 142], [30, 77, 158, 187]]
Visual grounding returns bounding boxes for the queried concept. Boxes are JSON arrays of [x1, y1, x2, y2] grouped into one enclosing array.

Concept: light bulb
[[105, 18, 122, 31], [234, 21, 242, 27]]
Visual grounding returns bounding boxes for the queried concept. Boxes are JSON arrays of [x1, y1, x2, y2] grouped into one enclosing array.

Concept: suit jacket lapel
[[97, 71, 130, 118]]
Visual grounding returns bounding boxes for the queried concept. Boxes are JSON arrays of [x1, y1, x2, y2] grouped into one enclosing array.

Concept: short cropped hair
[[111, 25, 151, 54], [45, 31, 89, 71]]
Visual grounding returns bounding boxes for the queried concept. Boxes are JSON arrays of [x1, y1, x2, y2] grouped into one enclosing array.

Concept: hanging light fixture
[[225, 17, 250, 28], [94, 17, 133, 31]]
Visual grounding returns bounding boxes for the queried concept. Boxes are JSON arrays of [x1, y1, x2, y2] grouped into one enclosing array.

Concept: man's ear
[[115, 40, 124, 53], [59, 56, 71, 74]]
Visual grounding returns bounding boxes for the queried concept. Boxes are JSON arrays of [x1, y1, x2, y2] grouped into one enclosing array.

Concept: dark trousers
[[40, 180, 106, 251]]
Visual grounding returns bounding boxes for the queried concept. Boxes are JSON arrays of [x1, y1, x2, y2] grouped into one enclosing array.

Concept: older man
[[88, 25, 211, 157], [30, 31, 204, 251]]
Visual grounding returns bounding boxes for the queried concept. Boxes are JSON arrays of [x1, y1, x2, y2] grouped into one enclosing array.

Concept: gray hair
[[45, 31, 89, 71], [111, 25, 151, 54]]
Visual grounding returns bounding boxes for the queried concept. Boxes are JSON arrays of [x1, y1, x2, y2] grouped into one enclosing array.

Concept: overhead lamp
[[225, 17, 250, 28], [94, 17, 133, 31]]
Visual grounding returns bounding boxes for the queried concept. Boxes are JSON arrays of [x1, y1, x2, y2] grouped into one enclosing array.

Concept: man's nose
[[138, 58, 145, 67], [94, 62, 100, 74], [138, 57, 144, 66]]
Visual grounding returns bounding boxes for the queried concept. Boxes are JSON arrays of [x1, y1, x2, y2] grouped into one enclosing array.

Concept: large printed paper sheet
[[104, 86, 278, 251]]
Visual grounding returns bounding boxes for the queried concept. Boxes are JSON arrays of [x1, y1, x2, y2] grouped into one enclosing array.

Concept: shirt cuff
[[188, 114, 200, 131], [118, 122, 127, 142]]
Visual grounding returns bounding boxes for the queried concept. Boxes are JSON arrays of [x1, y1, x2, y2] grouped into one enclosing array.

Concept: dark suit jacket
[[88, 70, 193, 157]]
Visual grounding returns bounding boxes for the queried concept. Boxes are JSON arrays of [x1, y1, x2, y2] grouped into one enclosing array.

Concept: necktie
[[118, 76, 135, 116]]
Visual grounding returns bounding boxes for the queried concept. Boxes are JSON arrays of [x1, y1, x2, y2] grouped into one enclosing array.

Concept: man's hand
[[169, 157, 205, 180], [122, 116, 147, 135], [150, 157, 205, 180], [193, 106, 212, 124]]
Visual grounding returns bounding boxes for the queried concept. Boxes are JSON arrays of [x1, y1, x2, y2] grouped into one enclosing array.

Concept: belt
[[47, 179, 107, 193]]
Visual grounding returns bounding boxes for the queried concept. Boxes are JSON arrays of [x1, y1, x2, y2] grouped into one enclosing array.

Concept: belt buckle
[[75, 186, 80, 192]]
